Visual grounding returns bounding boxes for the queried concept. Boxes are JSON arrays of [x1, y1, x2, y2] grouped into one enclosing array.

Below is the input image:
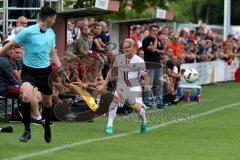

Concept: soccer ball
[[183, 68, 199, 83]]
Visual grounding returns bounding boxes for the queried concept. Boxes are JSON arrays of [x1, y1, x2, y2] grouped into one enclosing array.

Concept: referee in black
[[0, 6, 62, 143]]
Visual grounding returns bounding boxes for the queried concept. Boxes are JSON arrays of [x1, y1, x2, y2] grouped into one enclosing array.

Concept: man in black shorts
[[0, 7, 61, 143]]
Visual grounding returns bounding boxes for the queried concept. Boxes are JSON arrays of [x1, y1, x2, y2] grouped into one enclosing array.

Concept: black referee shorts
[[21, 64, 53, 95]]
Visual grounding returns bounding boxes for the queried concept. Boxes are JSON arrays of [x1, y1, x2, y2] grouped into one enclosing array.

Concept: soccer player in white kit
[[97, 38, 149, 134]]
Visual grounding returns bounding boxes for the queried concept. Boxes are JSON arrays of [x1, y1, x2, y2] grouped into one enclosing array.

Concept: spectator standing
[[73, 20, 82, 40], [8, 16, 28, 41], [142, 24, 165, 108], [166, 34, 183, 58], [66, 21, 76, 52], [130, 25, 141, 52], [76, 26, 91, 55]]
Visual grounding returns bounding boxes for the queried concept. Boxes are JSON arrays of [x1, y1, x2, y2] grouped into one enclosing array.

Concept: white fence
[[181, 59, 239, 85]]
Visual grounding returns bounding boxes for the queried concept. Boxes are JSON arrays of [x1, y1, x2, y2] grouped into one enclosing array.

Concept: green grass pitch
[[1, 82, 240, 160]]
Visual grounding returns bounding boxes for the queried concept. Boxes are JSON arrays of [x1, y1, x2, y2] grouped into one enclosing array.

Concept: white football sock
[[34, 115, 42, 121], [107, 101, 118, 127], [139, 108, 147, 125]]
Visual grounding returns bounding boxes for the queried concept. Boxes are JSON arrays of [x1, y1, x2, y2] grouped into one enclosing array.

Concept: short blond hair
[[124, 38, 135, 49]]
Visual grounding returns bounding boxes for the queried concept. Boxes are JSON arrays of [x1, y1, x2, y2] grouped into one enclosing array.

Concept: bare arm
[[147, 36, 158, 52], [77, 39, 89, 54], [13, 69, 21, 81], [97, 38, 106, 47], [167, 68, 181, 78], [51, 48, 61, 67], [0, 40, 16, 56], [103, 67, 117, 86], [141, 71, 150, 90], [96, 67, 117, 92], [78, 48, 88, 54], [156, 48, 165, 54], [1, 60, 20, 85], [94, 39, 104, 51]]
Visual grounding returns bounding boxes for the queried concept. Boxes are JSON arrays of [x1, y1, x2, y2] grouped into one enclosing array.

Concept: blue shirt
[[0, 56, 20, 93], [14, 23, 56, 68]]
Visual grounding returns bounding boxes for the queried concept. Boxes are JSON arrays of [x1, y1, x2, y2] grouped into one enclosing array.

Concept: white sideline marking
[[144, 99, 214, 115], [5, 102, 240, 160]]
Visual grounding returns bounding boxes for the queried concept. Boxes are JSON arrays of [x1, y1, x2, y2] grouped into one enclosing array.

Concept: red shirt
[[131, 34, 139, 51]]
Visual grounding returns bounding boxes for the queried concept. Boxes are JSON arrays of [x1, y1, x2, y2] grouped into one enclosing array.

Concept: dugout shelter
[[53, 0, 119, 57]]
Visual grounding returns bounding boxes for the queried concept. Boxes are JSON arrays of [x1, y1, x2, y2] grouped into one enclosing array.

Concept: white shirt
[[113, 54, 146, 88]]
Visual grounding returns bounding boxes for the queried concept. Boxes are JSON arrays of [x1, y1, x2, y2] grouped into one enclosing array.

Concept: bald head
[[16, 16, 28, 27]]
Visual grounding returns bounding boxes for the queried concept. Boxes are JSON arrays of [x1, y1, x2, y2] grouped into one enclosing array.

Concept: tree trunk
[[192, 0, 198, 23], [205, 0, 210, 24]]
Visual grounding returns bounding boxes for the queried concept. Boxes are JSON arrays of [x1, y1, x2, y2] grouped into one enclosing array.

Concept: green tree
[[198, 0, 223, 25], [62, 0, 240, 25], [168, 0, 240, 25], [73, 0, 95, 8], [63, 0, 169, 20], [231, 0, 240, 25]]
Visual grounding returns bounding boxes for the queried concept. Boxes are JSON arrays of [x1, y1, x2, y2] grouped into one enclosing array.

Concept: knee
[[133, 102, 142, 112], [21, 89, 33, 102]]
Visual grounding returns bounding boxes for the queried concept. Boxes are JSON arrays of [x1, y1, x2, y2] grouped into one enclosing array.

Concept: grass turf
[[0, 82, 240, 160]]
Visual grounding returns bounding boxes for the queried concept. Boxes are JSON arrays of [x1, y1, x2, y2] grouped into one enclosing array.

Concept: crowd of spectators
[[130, 23, 240, 65], [128, 22, 240, 106], [1, 15, 240, 115]]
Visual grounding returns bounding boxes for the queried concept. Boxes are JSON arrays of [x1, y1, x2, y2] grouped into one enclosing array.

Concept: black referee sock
[[42, 107, 52, 125], [42, 107, 52, 143], [21, 102, 31, 132]]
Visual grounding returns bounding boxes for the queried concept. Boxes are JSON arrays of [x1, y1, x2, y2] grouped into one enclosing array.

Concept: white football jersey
[[113, 54, 146, 88]]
